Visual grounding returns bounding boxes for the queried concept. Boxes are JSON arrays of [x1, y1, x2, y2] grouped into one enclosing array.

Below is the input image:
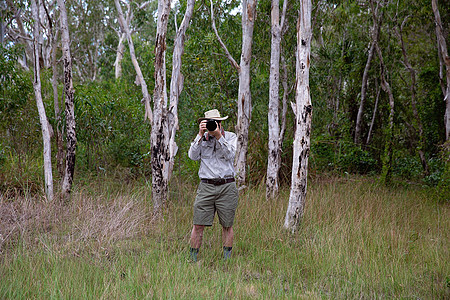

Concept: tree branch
[[280, 0, 288, 31], [210, 0, 240, 72]]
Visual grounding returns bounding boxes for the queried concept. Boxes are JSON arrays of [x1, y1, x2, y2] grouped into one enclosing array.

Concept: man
[[188, 109, 238, 262]]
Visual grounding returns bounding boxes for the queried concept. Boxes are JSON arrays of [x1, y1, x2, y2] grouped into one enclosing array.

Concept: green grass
[[0, 176, 448, 299]]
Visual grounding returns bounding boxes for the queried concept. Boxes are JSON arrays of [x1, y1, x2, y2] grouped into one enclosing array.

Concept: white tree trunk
[[284, 0, 312, 232], [235, 0, 257, 187], [58, 0, 77, 199], [151, 0, 171, 212], [266, 0, 287, 200], [32, 0, 53, 202], [355, 2, 380, 144], [115, 0, 153, 122], [279, 53, 289, 148], [432, 0, 450, 141], [114, 5, 132, 80], [114, 33, 126, 79], [167, 0, 195, 179], [50, 18, 64, 177], [366, 79, 380, 145]]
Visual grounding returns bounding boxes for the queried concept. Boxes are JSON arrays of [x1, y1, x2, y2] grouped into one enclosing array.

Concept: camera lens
[[206, 119, 217, 131]]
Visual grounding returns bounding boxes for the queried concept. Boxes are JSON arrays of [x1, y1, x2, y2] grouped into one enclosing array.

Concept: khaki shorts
[[193, 181, 239, 227]]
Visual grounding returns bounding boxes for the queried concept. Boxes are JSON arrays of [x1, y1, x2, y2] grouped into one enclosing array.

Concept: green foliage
[[0, 152, 44, 197], [74, 81, 151, 175], [311, 133, 379, 174], [0, 45, 32, 119], [435, 142, 450, 202], [392, 155, 423, 180], [418, 66, 446, 153], [0, 45, 39, 158], [1, 0, 448, 190]]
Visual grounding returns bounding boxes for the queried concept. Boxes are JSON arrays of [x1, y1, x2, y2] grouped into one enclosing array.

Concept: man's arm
[[216, 132, 237, 161], [188, 135, 202, 160], [188, 121, 207, 161]]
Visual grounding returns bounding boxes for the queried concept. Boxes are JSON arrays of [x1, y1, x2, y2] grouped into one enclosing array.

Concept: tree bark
[[235, 0, 257, 187], [432, 0, 450, 141], [32, 0, 53, 202], [114, 32, 126, 79], [114, 4, 132, 80], [50, 13, 64, 178], [58, 0, 77, 200], [366, 78, 380, 145], [266, 0, 287, 200], [279, 53, 289, 148], [167, 0, 195, 179], [284, 0, 312, 233], [115, 0, 153, 122], [151, 0, 171, 212], [355, 2, 381, 145]]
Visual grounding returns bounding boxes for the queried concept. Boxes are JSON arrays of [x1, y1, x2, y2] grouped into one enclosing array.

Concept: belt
[[201, 178, 235, 186]]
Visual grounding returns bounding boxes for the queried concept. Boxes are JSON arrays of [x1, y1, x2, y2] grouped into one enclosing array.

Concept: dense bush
[[74, 81, 151, 176], [434, 142, 450, 202], [0, 46, 38, 158]]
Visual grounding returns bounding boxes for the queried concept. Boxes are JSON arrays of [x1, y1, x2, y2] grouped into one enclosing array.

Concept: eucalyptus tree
[[114, 0, 153, 122], [211, 0, 258, 187], [31, 0, 53, 201], [113, 2, 131, 79], [354, 1, 380, 145], [58, 0, 77, 199], [4, 0, 33, 70], [284, 0, 312, 232], [151, 0, 171, 212], [168, 0, 196, 178], [432, 0, 450, 141], [266, 0, 287, 199], [38, 0, 64, 177], [113, 1, 152, 80]]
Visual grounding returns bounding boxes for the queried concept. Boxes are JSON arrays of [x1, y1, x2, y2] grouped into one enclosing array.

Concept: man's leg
[[222, 226, 233, 259], [189, 225, 205, 261]]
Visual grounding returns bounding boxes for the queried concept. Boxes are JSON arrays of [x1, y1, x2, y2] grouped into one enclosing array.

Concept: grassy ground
[[0, 176, 449, 299]]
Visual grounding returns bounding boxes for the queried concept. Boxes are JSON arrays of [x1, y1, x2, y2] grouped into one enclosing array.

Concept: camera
[[206, 119, 218, 131]]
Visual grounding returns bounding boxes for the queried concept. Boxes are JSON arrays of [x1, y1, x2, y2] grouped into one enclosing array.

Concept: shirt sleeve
[[216, 132, 237, 161], [188, 134, 202, 161]]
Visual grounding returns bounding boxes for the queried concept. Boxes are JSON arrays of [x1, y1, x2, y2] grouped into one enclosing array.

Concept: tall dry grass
[[0, 176, 448, 299]]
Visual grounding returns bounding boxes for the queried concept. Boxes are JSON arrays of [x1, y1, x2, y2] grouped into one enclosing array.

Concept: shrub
[[434, 142, 450, 202], [392, 155, 423, 180]]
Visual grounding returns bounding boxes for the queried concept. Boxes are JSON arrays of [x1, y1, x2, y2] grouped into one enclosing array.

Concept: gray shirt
[[188, 131, 237, 179]]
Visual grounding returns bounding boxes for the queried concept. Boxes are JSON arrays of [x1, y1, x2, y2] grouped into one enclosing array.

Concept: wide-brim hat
[[197, 109, 229, 123]]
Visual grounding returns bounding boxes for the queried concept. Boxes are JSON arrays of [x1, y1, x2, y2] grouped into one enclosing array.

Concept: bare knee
[[222, 226, 232, 233], [193, 225, 205, 235]]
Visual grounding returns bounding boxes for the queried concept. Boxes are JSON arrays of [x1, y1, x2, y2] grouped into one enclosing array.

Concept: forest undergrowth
[[0, 175, 448, 299]]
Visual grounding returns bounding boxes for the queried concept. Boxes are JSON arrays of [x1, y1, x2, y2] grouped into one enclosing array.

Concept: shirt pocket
[[201, 142, 214, 159]]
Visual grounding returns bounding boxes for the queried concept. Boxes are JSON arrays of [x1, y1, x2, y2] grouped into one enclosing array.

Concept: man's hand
[[198, 120, 207, 137]]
